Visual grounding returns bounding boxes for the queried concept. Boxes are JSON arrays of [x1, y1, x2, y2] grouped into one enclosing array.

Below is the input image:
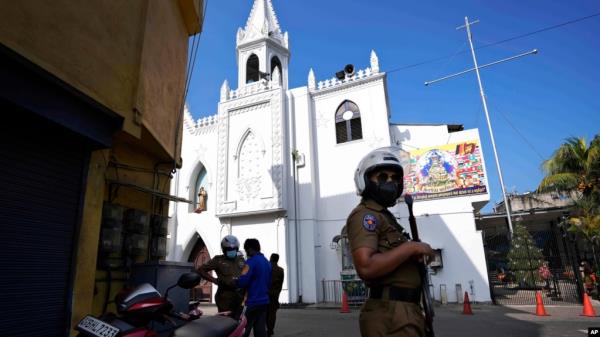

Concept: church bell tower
[[236, 0, 290, 90]]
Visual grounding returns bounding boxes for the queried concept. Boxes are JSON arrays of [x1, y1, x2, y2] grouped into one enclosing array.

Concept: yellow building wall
[[0, 1, 203, 334], [70, 137, 177, 335], [90, 135, 174, 317], [70, 150, 109, 333], [0, 0, 147, 138], [135, 0, 189, 160], [0, 0, 201, 160]]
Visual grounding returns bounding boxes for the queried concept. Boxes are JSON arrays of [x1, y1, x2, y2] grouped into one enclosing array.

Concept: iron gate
[[483, 223, 587, 305], [321, 279, 368, 306]]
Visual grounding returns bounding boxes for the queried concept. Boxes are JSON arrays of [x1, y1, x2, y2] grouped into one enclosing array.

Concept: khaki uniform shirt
[[200, 255, 245, 290], [200, 254, 245, 312], [269, 264, 284, 300], [346, 199, 421, 289]]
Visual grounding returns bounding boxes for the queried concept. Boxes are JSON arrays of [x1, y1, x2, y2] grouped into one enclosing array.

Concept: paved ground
[[198, 302, 600, 337]]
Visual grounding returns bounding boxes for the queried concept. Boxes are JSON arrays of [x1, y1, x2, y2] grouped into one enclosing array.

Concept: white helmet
[[354, 147, 404, 195], [220, 235, 240, 252]]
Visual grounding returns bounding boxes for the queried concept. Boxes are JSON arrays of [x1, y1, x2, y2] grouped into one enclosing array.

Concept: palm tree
[[538, 136, 600, 202], [538, 136, 600, 271]]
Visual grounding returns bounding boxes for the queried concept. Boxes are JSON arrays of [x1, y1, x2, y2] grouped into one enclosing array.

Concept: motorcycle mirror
[[177, 272, 202, 289]]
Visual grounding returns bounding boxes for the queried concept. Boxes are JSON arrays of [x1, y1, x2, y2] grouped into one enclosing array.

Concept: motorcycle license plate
[[77, 315, 120, 337]]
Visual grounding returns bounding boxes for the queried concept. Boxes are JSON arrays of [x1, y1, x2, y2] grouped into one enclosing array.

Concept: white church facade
[[168, 0, 492, 304]]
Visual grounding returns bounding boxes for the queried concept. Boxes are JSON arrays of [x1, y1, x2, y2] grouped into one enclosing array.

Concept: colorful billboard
[[399, 140, 487, 201]]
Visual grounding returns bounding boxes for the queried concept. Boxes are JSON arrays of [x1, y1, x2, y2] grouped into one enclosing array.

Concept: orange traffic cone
[[581, 293, 598, 317], [340, 291, 350, 313], [535, 291, 549, 316], [462, 291, 473, 315]]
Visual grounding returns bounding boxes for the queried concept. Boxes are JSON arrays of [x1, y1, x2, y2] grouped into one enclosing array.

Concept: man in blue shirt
[[236, 238, 271, 337]]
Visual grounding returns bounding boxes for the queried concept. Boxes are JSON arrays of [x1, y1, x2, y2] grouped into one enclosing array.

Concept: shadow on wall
[[391, 128, 411, 146], [409, 213, 490, 303], [312, 189, 492, 304], [170, 162, 288, 260]]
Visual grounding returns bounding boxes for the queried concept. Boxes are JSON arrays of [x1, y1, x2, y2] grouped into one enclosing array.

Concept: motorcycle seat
[[172, 315, 238, 337]]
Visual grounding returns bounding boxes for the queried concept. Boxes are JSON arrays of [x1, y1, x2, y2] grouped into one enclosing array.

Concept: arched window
[[246, 54, 260, 84], [271, 56, 282, 80], [335, 100, 362, 144]]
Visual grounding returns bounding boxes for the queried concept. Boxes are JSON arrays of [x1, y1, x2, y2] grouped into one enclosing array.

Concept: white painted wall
[[389, 126, 492, 302], [168, 1, 493, 305]]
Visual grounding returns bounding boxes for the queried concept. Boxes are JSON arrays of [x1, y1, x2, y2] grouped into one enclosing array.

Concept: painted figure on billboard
[[400, 140, 487, 201]]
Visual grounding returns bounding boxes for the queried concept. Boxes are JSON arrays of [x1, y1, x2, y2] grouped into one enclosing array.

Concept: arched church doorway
[[188, 236, 212, 303]]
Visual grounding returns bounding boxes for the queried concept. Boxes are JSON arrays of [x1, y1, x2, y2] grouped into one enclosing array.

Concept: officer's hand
[[411, 242, 435, 262]]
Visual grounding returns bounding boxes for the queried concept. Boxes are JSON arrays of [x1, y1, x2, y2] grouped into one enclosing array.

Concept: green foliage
[[538, 136, 600, 198], [567, 206, 600, 246], [538, 135, 600, 246], [507, 222, 545, 287]]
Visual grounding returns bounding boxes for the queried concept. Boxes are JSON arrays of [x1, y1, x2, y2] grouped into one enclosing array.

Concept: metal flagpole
[[425, 17, 539, 235]]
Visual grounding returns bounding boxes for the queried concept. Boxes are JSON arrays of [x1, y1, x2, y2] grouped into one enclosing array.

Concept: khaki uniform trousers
[[359, 298, 425, 337], [215, 289, 242, 313]]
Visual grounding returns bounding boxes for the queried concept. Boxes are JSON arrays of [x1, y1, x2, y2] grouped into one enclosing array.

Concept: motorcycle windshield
[[118, 283, 162, 312]]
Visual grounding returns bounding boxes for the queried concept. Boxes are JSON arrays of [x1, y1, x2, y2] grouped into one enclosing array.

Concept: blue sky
[[185, 0, 600, 212]]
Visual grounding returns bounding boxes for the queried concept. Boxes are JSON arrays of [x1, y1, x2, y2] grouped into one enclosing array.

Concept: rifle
[[404, 194, 435, 337]]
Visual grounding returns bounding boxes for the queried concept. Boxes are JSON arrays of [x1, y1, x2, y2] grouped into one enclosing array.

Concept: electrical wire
[[429, 42, 467, 82], [387, 11, 600, 74], [476, 12, 600, 51], [487, 97, 546, 161], [173, 0, 209, 165]]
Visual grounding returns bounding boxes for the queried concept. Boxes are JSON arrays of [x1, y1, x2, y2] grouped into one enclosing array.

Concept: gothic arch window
[[246, 54, 260, 84], [271, 56, 282, 81], [236, 130, 264, 201], [335, 100, 362, 144]]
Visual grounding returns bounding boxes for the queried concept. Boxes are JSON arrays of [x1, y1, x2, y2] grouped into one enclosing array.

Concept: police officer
[[198, 235, 245, 314], [267, 253, 284, 336], [347, 147, 435, 337]]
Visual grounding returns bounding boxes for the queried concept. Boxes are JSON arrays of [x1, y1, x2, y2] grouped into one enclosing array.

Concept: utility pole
[[425, 17, 538, 236]]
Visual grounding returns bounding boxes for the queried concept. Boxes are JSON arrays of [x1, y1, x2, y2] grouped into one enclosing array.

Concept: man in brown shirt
[[347, 147, 435, 337], [198, 235, 245, 314], [267, 253, 284, 336]]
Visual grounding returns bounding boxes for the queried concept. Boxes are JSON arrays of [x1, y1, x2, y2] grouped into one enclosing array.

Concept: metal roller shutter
[[0, 108, 90, 337]]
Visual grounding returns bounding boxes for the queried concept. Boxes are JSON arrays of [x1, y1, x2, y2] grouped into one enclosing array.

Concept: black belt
[[369, 286, 421, 304]]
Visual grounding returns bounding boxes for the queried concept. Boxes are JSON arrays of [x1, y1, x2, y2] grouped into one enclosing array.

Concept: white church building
[[168, 0, 492, 304]]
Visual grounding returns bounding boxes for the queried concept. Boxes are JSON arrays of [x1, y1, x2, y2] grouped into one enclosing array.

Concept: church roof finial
[[238, 0, 286, 47]]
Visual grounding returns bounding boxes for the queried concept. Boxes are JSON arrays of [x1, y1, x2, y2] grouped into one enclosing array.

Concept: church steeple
[[237, 0, 287, 48], [236, 0, 289, 89]]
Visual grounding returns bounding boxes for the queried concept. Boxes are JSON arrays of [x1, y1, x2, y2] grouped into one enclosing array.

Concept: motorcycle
[[75, 272, 247, 337]]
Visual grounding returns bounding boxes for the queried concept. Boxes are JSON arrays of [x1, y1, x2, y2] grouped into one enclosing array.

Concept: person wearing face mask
[[347, 147, 435, 337], [198, 235, 245, 314]]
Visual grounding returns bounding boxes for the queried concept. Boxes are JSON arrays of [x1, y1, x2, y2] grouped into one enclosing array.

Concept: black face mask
[[364, 180, 403, 207]]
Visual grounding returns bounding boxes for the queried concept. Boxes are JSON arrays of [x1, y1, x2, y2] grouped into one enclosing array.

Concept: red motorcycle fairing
[[121, 328, 153, 337], [128, 297, 169, 312]]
